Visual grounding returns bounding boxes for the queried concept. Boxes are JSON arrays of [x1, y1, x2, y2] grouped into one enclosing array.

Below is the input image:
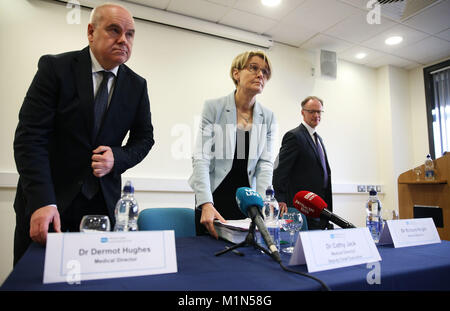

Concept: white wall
[[0, 0, 434, 284]]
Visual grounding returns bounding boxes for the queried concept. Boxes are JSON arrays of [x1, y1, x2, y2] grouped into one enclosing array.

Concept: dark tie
[[81, 71, 113, 200], [314, 132, 328, 188], [92, 71, 113, 143]]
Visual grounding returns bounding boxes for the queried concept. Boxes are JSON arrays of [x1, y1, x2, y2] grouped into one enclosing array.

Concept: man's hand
[[92, 146, 114, 177], [200, 203, 226, 239], [29, 205, 61, 245]]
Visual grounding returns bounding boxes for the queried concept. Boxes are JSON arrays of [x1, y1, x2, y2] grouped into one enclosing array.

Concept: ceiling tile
[[264, 22, 317, 46], [206, 0, 236, 6], [167, 0, 229, 22], [233, 0, 306, 20], [338, 45, 385, 65], [126, 0, 450, 68], [361, 24, 429, 53], [403, 0, 450, 34], [124, 0, 171, 10], [300, 33, 353, 53], [435, 28, 450, 41], [337, 0, 370, 10], [282, 0, 360, 32], [392, 36, 450, 64], [220, 9, 278, 34], [324, 10, 396, 43], [364, 54, 420, 69]]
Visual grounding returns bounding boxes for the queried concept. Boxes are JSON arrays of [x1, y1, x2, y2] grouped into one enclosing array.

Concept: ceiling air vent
[[377, 0, 441, 21]]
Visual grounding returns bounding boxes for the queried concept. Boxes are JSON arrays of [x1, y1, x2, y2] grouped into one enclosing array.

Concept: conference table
[[2, 236, 450, 292]]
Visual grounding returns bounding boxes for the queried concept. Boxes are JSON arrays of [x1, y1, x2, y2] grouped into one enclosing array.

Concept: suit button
[[248, 171, 252, 175]]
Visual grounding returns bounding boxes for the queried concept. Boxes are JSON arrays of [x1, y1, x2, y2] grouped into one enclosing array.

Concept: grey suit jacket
[[188, 91, 277, 207]]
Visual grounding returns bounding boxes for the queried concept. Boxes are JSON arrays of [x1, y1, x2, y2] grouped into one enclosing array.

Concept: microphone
[[236, 187, 281, 263], [293, 191, 356, 229]]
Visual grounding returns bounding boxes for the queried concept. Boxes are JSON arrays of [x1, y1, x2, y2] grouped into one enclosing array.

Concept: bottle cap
[[266, 188, 274, 196], [369, 189, 377, 196], [123, 180, 134, 193], [265, 185, 275, 195]]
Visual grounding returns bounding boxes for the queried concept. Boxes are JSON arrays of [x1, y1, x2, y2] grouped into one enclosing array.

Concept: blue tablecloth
[[2, 236, 450, 291]]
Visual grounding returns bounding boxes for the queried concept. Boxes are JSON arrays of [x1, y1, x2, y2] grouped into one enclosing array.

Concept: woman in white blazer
[[189, 51, 283, 238]]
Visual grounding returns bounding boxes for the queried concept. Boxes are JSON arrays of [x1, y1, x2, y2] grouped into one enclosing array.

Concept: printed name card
[[43, 231, 177, 284], [288, 228, 381, 273], [378, 218, 441, 248]]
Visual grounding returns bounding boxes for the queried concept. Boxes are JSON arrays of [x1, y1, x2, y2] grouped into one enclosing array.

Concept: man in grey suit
[[273, 96, 332, 230], [13, 3, 154, 265]]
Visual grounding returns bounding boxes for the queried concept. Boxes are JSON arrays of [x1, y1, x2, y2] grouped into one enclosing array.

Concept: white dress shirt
[[89, 49, 118, 105]]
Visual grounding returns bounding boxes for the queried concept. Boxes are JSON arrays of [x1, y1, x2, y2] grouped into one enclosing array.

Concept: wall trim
[[0, 171, 192, 192], [0, 172, 381, 194]]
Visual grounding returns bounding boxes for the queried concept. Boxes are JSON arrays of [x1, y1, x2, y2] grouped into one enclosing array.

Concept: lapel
[[73, 47, 94, 144], [223, 92, 266, 168], [252, 101, 264, 125], [248, 100, 264, 166], [299, 123, 322, 165], [224, 92, 237, 158]]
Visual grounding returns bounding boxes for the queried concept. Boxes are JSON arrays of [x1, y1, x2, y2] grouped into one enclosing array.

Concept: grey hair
[[89, 2, 133, 26]]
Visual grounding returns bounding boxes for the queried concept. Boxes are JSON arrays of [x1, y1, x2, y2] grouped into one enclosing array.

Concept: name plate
[[378, 218, 441, 248], [288, 228, 381, 273], [43, 231, 177, 284]]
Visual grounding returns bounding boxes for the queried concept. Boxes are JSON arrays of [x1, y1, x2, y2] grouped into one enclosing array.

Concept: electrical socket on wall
[[367, 185, 376, 192], [356, 185, 382, 193]]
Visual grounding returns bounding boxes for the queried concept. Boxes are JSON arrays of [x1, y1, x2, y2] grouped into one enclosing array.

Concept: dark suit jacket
[[13, 46, 154, 226], [273, 123, 332, 229]]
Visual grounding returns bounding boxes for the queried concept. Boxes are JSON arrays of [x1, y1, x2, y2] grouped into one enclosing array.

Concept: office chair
[[137, 207, 196, 238]]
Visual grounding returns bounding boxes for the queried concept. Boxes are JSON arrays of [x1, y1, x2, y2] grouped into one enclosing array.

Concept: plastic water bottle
[[424, 154, 435, 181], [366, 190, 382, 243], [114, 181, 139, 232], [260, 185, 280, 251]]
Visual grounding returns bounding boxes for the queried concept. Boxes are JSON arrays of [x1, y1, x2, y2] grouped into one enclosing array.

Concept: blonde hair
[[230, 51, 272, 86]]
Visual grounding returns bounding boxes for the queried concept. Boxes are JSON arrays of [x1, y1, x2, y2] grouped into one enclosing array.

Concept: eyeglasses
[[303, 109, 324, 115], [245, 63, 270, 79]]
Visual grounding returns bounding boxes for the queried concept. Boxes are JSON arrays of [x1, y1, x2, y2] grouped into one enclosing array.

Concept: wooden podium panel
[[398, 153, 449, 240]]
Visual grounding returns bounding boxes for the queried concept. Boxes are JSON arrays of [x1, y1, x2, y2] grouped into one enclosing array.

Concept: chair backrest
[[137, 208, 196, 238], [287, 207, 308, 231]]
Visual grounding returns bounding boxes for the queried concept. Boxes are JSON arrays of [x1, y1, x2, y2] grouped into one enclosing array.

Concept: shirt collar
[[89, 48, 119, 76], [302, 120, 316, 136]]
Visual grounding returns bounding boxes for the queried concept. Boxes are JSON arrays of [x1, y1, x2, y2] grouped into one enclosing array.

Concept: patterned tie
[[314, 132, 328, 188], [81, 71, 113, 200]]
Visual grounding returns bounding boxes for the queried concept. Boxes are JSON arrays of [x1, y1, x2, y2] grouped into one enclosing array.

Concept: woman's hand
[[200, 202, 226, 239], [279, 202, 288, 217]]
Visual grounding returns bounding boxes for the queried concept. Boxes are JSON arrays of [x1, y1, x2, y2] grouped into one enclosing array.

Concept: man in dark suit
[[273, 96, 332, 230], [13, 4, 154, 265]]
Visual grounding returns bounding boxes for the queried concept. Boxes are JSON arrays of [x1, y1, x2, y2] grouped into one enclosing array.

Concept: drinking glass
[[80, 215, 111, 233], [281, 212, 303, 253], [413, 167, 422, 181]]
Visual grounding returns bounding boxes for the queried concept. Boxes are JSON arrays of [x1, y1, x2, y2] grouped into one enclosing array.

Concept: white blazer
[[188, 91, 277, 208]]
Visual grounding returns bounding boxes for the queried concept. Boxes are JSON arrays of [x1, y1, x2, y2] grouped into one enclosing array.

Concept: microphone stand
[[215, 221, 272, 258], [214, 220, 331, 291]]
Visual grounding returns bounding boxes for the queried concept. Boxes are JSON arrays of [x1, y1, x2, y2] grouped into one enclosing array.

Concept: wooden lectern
[[398, 153, 449, 240]]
